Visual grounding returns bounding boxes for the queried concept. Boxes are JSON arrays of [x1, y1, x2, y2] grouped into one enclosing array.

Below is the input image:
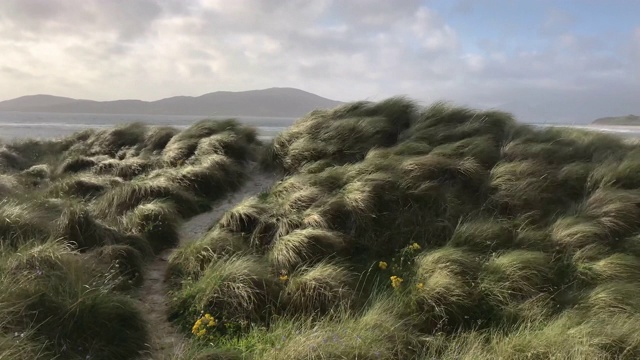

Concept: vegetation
[[168, 98, 640, 359], [0, 119, 259, 359], [6, 98, 640, 359]]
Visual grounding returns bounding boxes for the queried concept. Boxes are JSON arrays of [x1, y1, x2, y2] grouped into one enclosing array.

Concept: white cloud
[[0, 0, 638, 123]]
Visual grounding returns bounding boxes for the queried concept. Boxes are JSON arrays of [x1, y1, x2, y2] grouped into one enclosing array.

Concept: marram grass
[[0, 118, 260, 359], [9, 98, 640, 359], [170, 98, 640, 359]]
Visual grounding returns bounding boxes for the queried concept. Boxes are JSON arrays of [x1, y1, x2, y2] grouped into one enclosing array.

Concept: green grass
[[0, 240, 149, 359], [167, 99, 640, 359], [120, 200, 182, 254], [8, 98, 640, 359], [0, 119, 260, 359]]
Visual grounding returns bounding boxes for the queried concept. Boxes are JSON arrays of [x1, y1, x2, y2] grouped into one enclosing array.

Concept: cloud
[[0, 0, 164, 40], [540, 8, 575, 36], [0, 0, 638, 123]]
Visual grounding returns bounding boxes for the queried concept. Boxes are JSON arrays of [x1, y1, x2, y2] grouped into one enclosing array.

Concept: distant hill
[[592, 114, 640, 126], [0, 88, 343, 117]]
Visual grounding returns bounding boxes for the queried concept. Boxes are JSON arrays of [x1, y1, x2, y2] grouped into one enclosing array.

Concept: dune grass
[[166, 98, 640, 359], [0, 119, 260, 359], [0, 240, 149, 359], [7, 98, 640, 359]]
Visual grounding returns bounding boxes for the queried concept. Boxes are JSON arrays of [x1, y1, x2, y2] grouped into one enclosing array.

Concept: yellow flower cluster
[[378, 261, 388, 270], [409, 242, 421, 251], [192, 313, 216, 337], [390, 275, 403, 289], [416, 282, 425, 290], [279, 274, 289, 282]]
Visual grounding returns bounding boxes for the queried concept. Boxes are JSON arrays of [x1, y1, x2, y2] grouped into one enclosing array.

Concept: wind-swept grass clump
[[0, 147, 27, 171], [163, 119, 256, 166], [448, 219, 515, 252], [84, 122, 148, 156], [266, 97, 418, 173], [21, 164, 50, 180], [164, 155, 246, 200], [169, 255, 278, 330], [93, 157, 153, 180], [480, 250, 555, 307], [280, 261, 355, 316], [430, 135, 502, 168], [143, 125, 179, 153], [0, 333, 51, 360], [47, 174, 123, 199], [267, 229, 348, 272], [574, 253, 640, 286], [0, 199, 51, 247], [0, 174, 17, 196], [0, 240, 149, 359], [57, 156, 97, 174], [92, 178, 205, 218], [217, 196, 270, 233], [502, 127, 627, 167], [251, 296, 421, 360], [194, 131, 255, 162], [580, 282, 640, 315], [54, 201, 137, 251], [406, 102, 516, 146], [94, 244, 145, 288], [551, 189, 640, 251], [489, 160, 574, 221], [167, 228, 248, 285], [410, 247, 484, 332], [3, 134, 91, 168], [120, 200, 182, 254], [589, 149, 640, 191]]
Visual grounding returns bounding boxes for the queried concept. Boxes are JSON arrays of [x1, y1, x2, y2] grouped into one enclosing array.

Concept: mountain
[[0, 88, 343, 117], [592, 114, 640, 126]]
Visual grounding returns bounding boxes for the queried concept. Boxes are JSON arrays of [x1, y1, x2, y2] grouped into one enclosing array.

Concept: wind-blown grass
[[0, 118, 260, 359], [169, 98, 640, 359], [0, 240, 149, 359], [12, 97, 640, 358]]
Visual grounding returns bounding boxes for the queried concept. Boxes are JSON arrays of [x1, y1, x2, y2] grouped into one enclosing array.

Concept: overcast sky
[[1, 0, 638, 123]]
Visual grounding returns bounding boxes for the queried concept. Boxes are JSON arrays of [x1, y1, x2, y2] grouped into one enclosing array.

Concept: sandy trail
[[137, 165, 278, 359]]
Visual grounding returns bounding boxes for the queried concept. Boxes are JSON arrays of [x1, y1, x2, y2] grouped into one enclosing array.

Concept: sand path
[[137, 164, 278, 359]]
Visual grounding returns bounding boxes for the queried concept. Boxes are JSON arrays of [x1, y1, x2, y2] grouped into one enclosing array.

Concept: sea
[[0, 112, 295, 142], [1, 111, 640, 142]]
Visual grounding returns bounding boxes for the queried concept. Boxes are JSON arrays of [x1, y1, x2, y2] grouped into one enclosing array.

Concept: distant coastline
[[592, 114, 640, 126]]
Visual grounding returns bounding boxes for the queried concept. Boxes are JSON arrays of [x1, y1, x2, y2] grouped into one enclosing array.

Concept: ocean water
[[0, 112, 296, 142], [2, 111, 640, 142]]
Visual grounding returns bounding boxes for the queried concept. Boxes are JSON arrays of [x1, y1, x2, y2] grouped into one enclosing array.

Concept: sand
[[137, 164, 278, 359]]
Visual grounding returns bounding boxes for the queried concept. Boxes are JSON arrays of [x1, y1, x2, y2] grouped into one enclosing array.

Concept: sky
[[0, 0, 639, 123]]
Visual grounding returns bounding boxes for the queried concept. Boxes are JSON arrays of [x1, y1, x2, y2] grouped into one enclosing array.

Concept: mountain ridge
[[0, 88, 343, 118]]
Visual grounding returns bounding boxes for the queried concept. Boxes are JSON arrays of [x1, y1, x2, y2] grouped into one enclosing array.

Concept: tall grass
[[10, 98, 640, 358], [0, 240, 149, 359], [169, 98, 640, 359], [0, 118, 260, 358]]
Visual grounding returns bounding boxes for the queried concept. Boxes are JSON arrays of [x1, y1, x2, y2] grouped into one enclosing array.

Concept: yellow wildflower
[[204, 313, 216, 327], [378, 261, 388, 270], [390, 275, 404, 289], [409, 242, 421, 251], [416, 282, 425, 290], [279, 274, 289, 282], [191, 318, 203, 335], [192, 313, 217, 336]]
